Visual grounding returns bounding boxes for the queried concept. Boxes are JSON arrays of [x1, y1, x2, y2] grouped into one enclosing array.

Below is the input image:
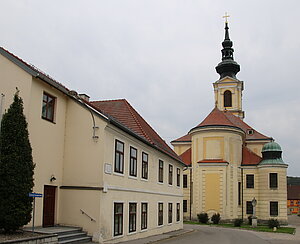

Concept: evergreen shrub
[[268, 219, 280, 228], [234, 218, 243, 227], [211, 213, 221, 224], [197, 213, 209, 224], [0, 92, 35, 232]]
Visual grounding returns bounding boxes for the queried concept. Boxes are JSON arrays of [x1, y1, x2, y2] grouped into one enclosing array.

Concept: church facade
[[171, 22, 288, 223]]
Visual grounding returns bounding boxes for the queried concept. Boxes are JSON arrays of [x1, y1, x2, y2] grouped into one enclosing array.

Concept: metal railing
[[80, 209, 96, 222]]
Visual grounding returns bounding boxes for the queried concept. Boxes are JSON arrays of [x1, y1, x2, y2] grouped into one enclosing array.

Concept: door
[[43, 185, 56, 227]]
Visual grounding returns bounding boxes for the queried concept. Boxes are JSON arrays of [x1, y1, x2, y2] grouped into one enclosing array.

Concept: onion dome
[[215, 22, 240, 79], [259, 141, 287, 166]]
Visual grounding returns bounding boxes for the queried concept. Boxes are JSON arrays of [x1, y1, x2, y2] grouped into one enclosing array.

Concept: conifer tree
[[0, 91, 35, 232]]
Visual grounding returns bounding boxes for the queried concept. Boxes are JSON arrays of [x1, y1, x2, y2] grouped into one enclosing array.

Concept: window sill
[[140, 228, 147, 232], [113, 172, 125, 177], [127, 231, 137, 236], [41, 117, 56, 124], [128, 175, 138, 180], [157, 224, 164, 228], [141, 178, 148, 182], [157, 182, 164, 185]]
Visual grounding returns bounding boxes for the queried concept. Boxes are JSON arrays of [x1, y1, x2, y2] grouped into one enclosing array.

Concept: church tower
[[214, 20, 244, 119]]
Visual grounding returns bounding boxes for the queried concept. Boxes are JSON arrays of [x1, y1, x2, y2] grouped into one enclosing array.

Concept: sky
[[0, 0, 299, 176]]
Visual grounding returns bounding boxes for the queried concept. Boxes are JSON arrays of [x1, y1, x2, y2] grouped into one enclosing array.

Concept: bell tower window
[[224, 90, 232, 107]]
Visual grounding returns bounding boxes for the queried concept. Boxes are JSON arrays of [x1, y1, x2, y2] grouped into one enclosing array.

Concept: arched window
[[224, 90, 232, 107]]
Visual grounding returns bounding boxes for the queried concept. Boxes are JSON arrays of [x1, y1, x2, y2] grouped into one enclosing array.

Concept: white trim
[[157, 201, 164, 227], [140, 202, 148, 231], [107, 186, 183, 197], [128, 144, 138, 178], [128, 202, 138, 235], [157, 158, 164, 184], [113, 137, 125, 175], [141, 151, 150, 181], [112, 201, 125, 239], [168, 202, 173, 225]]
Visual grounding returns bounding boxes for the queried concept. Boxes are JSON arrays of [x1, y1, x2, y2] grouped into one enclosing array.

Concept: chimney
[[79, 93, 90, 102]]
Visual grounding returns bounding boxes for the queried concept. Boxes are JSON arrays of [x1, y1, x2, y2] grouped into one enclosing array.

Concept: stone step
[[58, 232, 88, 241], [59, 236, 92, 244]]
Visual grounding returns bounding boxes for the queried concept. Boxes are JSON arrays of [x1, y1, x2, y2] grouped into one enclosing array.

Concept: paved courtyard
[[118, 215, 300, 244]]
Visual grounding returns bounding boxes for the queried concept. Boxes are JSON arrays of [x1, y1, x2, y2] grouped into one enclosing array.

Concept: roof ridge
[[91, 98, 126, 103], [123, 100, 154, 144]]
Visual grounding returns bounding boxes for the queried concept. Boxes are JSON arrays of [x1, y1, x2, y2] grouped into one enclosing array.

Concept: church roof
[[179, 148, 192, 166], [242, 146, 262, 166], [91, 99, 183, 164], [172, 107, 271, 143]]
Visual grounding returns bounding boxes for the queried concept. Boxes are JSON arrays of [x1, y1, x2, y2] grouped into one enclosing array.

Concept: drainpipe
[[0, 93, 5, 132], [190, 167, 193, 220], [241, 167, 244, 221]]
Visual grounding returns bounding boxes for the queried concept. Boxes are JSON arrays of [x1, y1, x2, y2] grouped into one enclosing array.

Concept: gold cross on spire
[[223, 12, 230, 23]]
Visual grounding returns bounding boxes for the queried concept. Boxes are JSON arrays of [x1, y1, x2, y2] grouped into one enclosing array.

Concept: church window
[[246, 174, 254, 188], [238, 182, 241, 205], [270, 201, 278, 216], [183, 200, 188, 212], [269, 173, 278, 188], [183, 175, 188, 188], [224, 90, 232, 107], [246, 201, 253, 214]]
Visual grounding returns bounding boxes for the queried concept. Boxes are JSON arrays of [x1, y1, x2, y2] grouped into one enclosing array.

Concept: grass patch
[[184, 221, 295, 235]]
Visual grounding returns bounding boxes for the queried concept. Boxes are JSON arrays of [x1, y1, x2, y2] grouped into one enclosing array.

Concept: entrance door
[[43, 185, 56, 227]]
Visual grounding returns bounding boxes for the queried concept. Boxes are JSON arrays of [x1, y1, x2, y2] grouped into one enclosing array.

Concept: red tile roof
[[196, 107, 238, 128], [179, 148, 192, 166], [198, 159, 228, 164], [172, 107, 271, 143], [171, 134, 191, 143], [287, 185, 300, 200], [242, 146, 262, 166], [91, 99, 183, 164]]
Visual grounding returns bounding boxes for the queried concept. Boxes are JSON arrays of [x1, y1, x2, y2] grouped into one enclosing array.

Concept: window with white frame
[[129, 147, 137, 177], [114, 140, 124, 174]]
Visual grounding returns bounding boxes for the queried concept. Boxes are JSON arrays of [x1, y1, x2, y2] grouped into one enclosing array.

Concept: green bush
[[211, 213, 221, 224], [268, 219, 280, 228], [248, 215, 252, 225], [234, 218, 243, 227], [197, 213, 209, 224]]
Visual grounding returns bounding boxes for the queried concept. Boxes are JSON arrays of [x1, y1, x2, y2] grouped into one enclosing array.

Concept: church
[[171, 21, 288, 223]]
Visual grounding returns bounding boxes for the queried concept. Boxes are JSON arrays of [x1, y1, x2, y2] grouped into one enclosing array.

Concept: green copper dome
[[262, 141, 282, 152], [260, 141, 287, 166]]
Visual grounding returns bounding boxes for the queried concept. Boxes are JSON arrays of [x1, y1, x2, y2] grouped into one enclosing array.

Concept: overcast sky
[[1, 0, 299, 176]]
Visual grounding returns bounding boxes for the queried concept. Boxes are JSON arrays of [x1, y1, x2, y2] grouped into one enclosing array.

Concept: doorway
[[43, 185, 56, 227]]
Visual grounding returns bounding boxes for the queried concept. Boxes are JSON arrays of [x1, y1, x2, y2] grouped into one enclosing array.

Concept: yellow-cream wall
[[97, 125, 184, 243], [190, 129, 243, 220], [0, 54, 67, 227], [213, 78, 243, 118], [257, 166, 288, 222], [172, 143, 191, 156], [183, 168, 191, 220]]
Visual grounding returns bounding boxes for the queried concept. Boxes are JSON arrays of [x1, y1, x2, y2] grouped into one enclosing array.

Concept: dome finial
[[223, 12, 230, 24], [215, 14, 240, 79]]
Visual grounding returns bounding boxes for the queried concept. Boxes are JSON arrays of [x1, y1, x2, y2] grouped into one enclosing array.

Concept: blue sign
[[29, 193, 43, 198]]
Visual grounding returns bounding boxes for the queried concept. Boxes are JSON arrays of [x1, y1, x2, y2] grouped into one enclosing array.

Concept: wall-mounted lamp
[[50, 175, 56, 182]]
